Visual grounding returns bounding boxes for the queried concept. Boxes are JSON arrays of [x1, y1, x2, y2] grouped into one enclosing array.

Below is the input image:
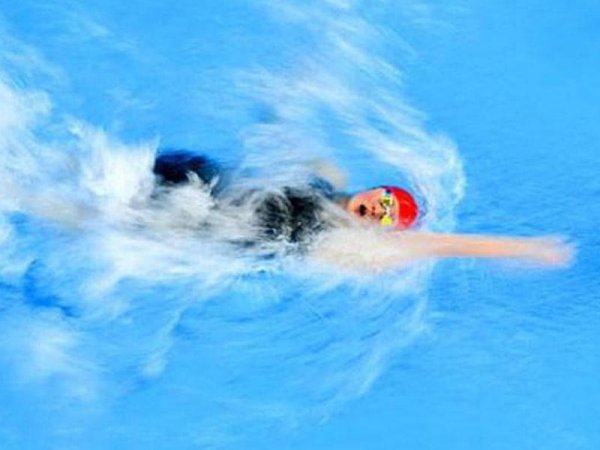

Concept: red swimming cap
[[384, 186, 419, 229]]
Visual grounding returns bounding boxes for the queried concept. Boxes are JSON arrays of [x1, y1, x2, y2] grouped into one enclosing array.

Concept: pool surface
[[0, 1, 599, 449]]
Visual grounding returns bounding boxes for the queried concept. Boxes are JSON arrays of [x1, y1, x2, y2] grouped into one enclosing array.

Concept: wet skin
[[344, 188, 399, 226]]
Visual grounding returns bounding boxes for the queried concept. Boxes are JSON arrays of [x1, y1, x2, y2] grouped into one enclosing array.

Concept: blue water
[[1, 1, 599, 449]]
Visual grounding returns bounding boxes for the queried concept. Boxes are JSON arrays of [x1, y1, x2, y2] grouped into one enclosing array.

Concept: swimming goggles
[[379, 189, 395, 226]]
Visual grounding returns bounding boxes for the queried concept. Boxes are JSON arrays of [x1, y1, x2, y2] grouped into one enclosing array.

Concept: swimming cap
[[382, 186, 419, 229]]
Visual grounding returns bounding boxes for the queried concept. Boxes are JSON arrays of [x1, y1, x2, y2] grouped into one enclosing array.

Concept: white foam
[[0, 0, 464, 435]]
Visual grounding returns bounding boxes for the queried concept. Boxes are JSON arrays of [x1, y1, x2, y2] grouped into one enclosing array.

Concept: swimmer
[[153, 151, 573, 271], [318, 186, 572, 270]]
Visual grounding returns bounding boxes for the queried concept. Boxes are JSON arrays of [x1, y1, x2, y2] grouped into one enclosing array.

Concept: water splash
[[0, 0, 463, 448]]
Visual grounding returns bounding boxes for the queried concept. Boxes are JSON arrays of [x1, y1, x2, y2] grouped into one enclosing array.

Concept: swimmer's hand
[[307, 160, 347, 191], [519, 237, 575, 267]]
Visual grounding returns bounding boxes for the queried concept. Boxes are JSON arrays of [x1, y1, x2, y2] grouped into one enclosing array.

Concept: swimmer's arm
[[310, 229, 573, 271], [398, 232, 573, 266]]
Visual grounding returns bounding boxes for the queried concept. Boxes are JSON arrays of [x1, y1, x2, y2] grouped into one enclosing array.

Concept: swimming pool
[[0, 1, 598, 449]]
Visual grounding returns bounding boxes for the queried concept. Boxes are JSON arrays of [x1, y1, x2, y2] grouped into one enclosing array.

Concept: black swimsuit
[[153, 150, 225, 193], [153, 151, 334, 245]]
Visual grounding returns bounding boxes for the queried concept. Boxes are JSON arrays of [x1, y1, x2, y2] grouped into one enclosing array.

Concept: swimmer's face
[[346, 188, 399, 226]]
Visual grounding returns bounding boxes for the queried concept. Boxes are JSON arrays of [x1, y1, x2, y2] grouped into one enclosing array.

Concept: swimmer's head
[[345, 186, 418, 229]]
